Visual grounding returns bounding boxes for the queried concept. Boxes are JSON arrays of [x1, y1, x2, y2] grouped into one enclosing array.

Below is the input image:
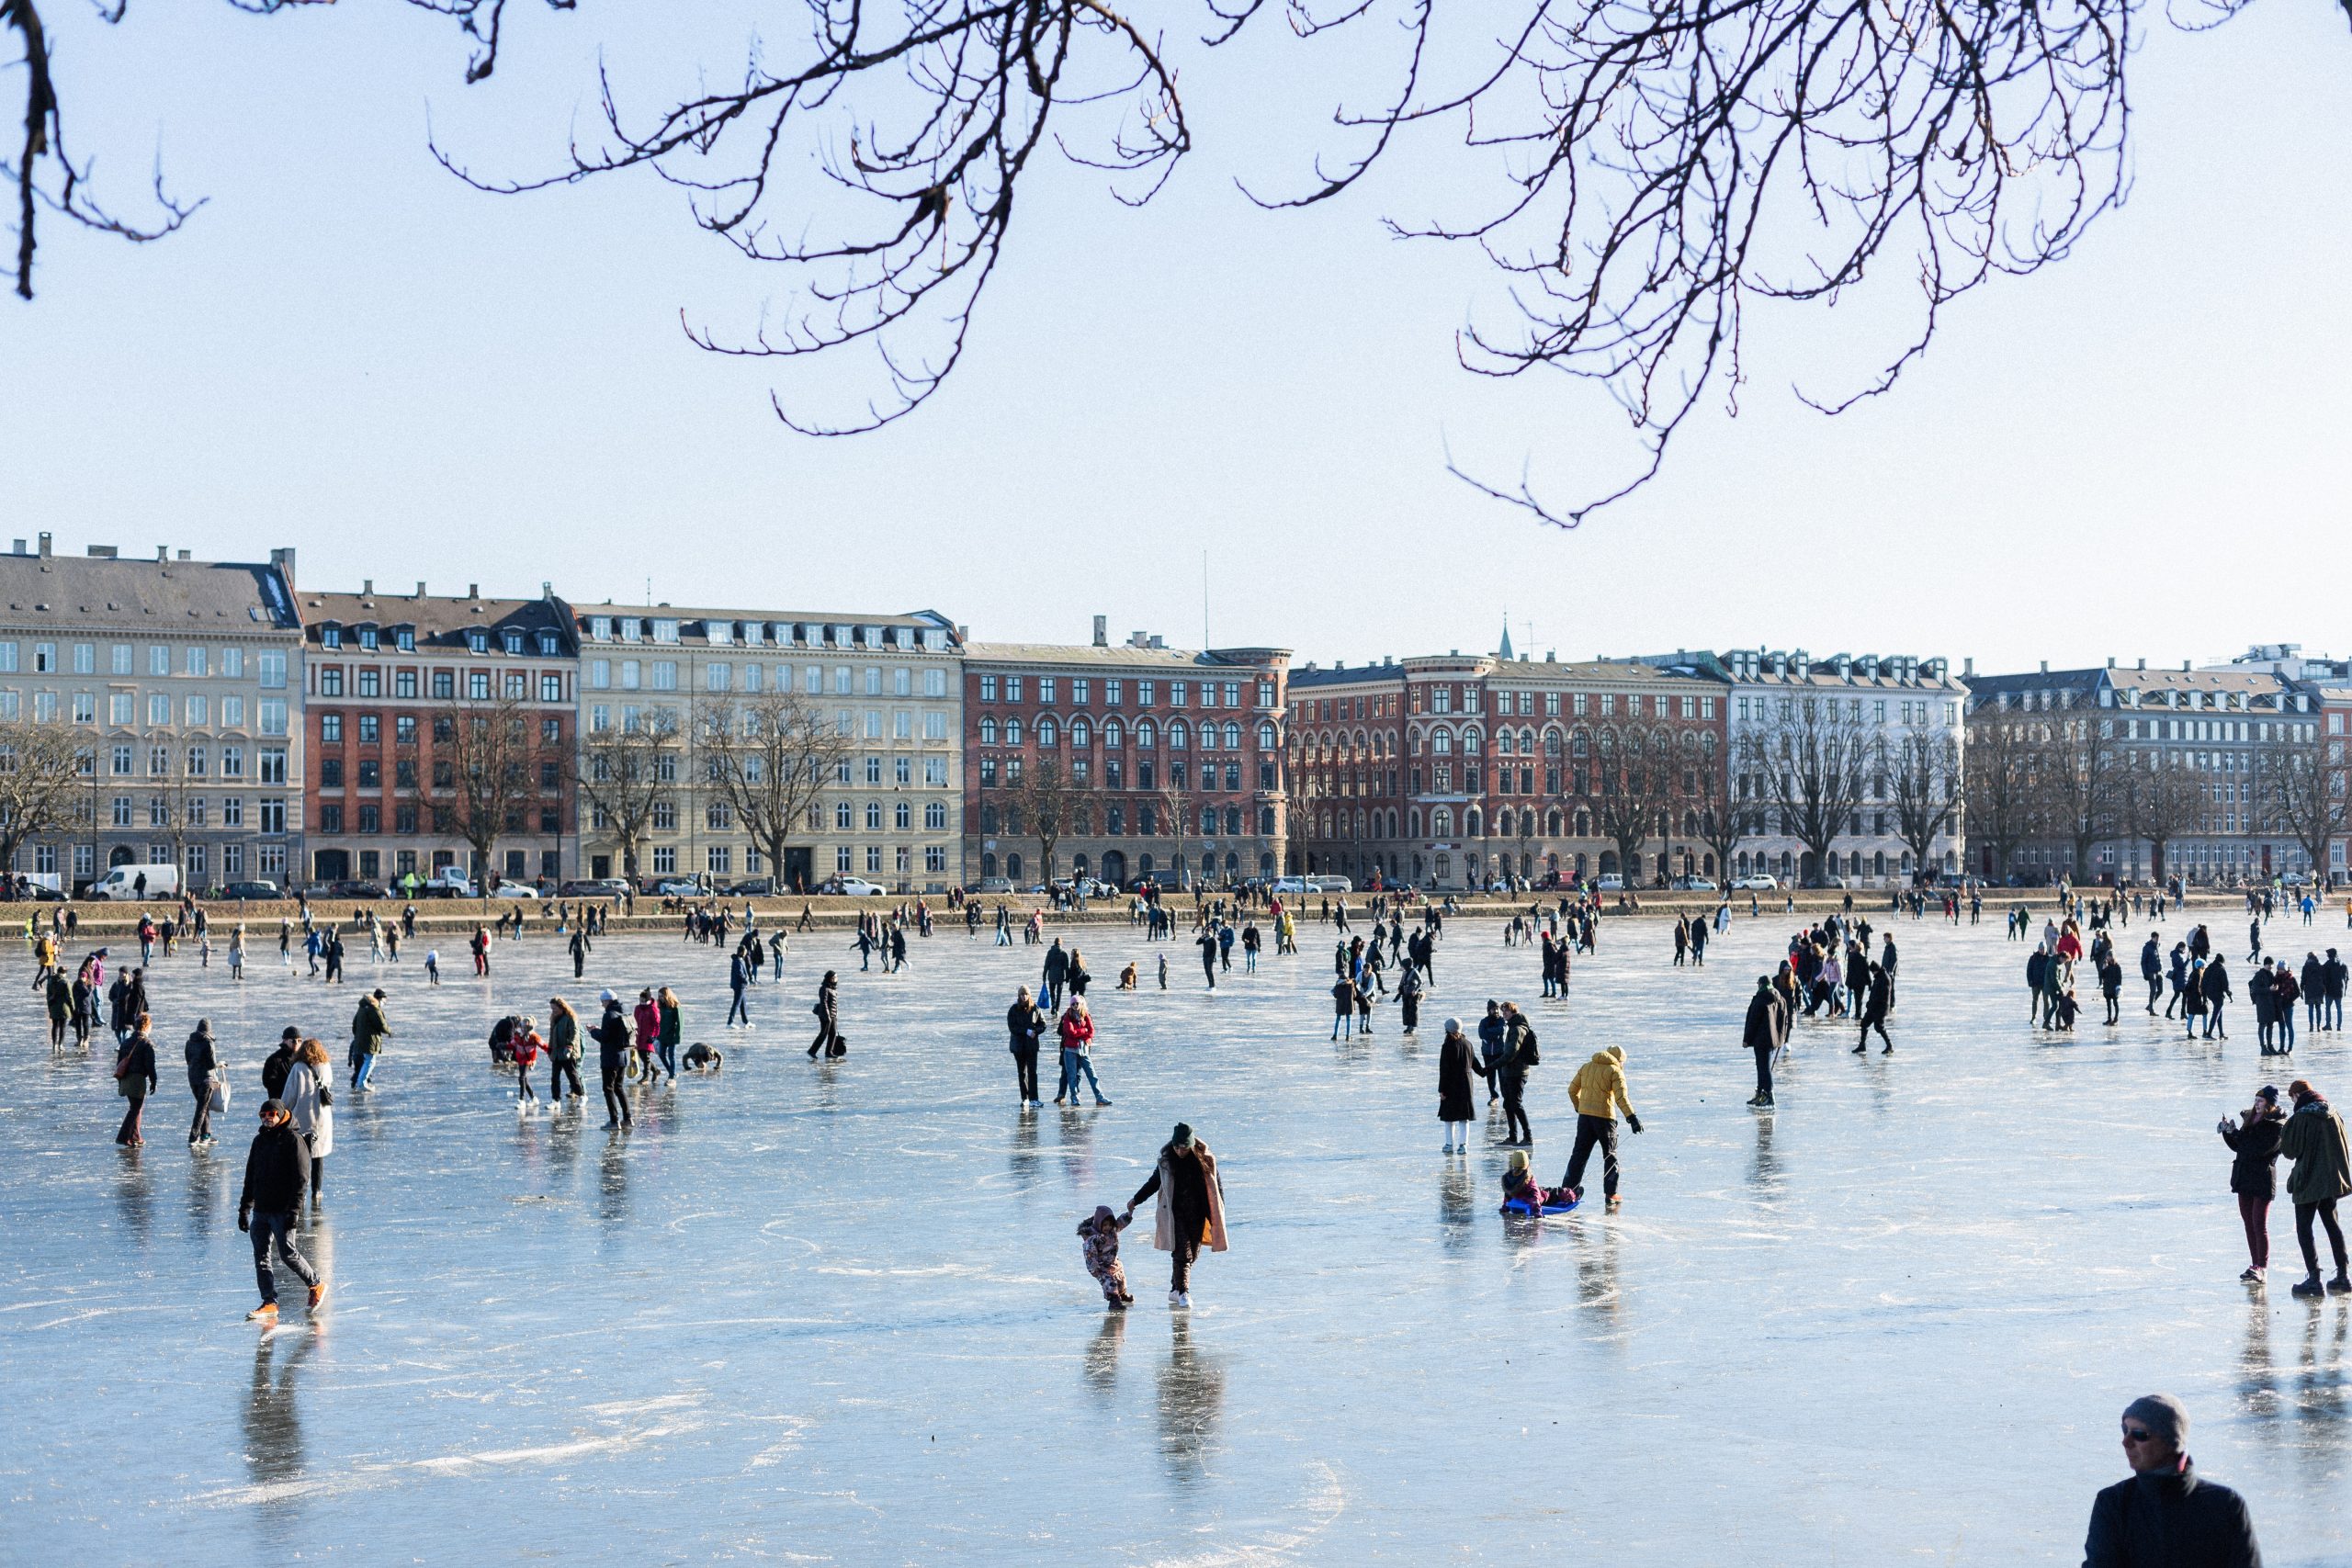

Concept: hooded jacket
[[2280, 1095, 2351, 1208], [2082, 1460, 2260, 1568], [1567, 1046, 1635, 1122]]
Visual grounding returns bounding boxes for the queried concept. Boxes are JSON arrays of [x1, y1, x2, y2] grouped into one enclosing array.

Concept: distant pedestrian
[[112, 1015, 157, 1145]]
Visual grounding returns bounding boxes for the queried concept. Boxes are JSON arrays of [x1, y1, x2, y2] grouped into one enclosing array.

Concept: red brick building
[[1289, 647, 1728, 890], [299, 582, 579, 889], [961, 625, 1290, 889]]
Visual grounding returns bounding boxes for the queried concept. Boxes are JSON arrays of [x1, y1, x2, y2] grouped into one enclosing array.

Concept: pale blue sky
[[5, 0, 2348, 675]]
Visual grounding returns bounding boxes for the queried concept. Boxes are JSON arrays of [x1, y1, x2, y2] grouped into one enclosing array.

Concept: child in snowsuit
[[1078, 1204, 1135, 1308]]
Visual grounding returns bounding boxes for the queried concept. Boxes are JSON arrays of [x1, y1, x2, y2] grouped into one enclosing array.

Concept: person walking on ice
[[1559, 1044, 1643, 1212]]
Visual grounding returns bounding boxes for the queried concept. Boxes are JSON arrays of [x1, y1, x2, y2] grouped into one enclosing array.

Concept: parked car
[[1672, 875, 1719, 892], [718, 877, 776, 897], [651, 879, 706, 898], [1269, 875, 1311, 895], [490, 883, 541, 900], [219, 880, 281, 901], [968, 877, 1012, 895], [1731, 874, 1779, 891], [419, 867, 478, 898], [91, 863, 182, 901], [1596, 874, 1625, 892], [827, 876, 888, 897], [323, 879, 387, 899]]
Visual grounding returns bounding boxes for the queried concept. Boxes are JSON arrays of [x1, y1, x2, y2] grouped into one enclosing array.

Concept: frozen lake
[[3, 905, 2346, 1563]]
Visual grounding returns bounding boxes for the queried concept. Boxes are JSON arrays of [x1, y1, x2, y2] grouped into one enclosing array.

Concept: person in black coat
[[1853, 963, 1894, 1054], [1006, 986, 1046, 1107], [237, 1099, 321, 1321], [1437, 1020, 1477, 1153], [1743, 976, 1787, 1106], [185, 1019, 220, 1145], [593, 993, 634, 1128], [261, 1027, 300, 1100], [808, 971, 841, 1059], [2083, 1394, 2260, 1568], [2200, 955, 2233, 1041], [2221, 1087, 2288, 1282]]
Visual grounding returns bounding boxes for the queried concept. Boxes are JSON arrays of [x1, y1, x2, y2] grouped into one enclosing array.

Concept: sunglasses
[[2120, 1427, 2157, 1444]]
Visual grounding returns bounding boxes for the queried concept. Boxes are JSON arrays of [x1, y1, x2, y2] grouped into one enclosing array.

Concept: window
[[707, 662, 731, 692], [68, 693, 90, 723], [147, 694, 170, 725], [707, 846, 732, 874], [356, 668, 380, 698], [540, 672, 562, 703], [257, 651, 286, 689], [221, 746, 243, 778], [866, 845, 884, 874], [107, 693, 132, 727], [258, 747, 287, 784], [865, 801, 884, 830], [258, 700, 288, 737], [652, 847, 677, 874], [652, 661, 678, 691], [925, 801, 947, 829], [432, 670, 455, 700], [979, 674, 999, 702]]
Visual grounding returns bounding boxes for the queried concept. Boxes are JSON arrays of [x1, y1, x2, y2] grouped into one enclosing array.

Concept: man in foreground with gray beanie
[[2083, 1393, 2261, 1566]]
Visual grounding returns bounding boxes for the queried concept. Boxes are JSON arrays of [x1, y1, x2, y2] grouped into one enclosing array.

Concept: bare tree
[[2255, 732, 2352, 889], [2117, 750, 2209, 886], [576, 705, 679, 885], [695, 688, 849, 894], [19, 0, 2154, 514], [1154, 760, 1194, 889], [1963, 716, 2041, 883], [1582, 727, 1673, 888], [998, 753, 1082, 888], [1696, 755, 1757, 893], [432, 692, 537, 892], [2033, 705, 2125, 884], [0, 717, 85, 876], [1888, 732, 1962, 885], [1742, 699, 1870, 888]]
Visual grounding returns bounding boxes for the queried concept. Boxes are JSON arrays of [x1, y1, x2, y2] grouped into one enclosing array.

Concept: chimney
[[2182, 660, 2191, 671], [9, 539, 21, 555], [468, 583, 480, 600], [1962, 657, 1973, 677], [2106, 656, 2114, 668], [415, 581, 426, 599], [2039, 660, 2049, 673], [37, 532, 51, 558], [2137, 658, 2145, 671], [175, 549, 189, 560], [156, 546, 169, 562], [269, 547, 295, 587], [541, 581, 553, 601], [1091, 615, 1108, 648], [362, 579, 373, 597]]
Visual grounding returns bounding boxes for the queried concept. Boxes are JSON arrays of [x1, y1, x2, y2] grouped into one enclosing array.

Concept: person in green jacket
[[2280, 1077, 2352, 1298], [349, 988, 390, 1092]]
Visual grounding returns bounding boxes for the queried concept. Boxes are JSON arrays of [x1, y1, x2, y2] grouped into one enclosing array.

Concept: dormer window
[[395, 627, 414, 652], [653, 619, 680, 644], [590, 616, 613, 641], [619, 618, 641, 643], [537, 631, 558, 656], [502, 629, 524, 655], [322, 625, 342, 649], [468, 630, 490, 654], [358, 626, 378, 651], [707, 620, 731, 646]]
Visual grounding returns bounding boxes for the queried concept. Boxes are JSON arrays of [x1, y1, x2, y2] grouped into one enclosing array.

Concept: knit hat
[[259, 1098, 288, 1118], [1442, 1018, 1461, 1035], [2122, 1393, 2188, 1446], [1170, 1122, 1193, 1148], [1507, 1148, 1529, 1173], [2255, 1085, 2280, 1105]]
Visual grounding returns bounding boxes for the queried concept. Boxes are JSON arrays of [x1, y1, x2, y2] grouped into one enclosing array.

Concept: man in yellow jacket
[[1560, 1044, 1644, 1211]]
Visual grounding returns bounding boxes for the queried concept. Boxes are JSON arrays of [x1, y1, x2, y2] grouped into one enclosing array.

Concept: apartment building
[[961, 623, 1290, 889], [298, 581, 579, 888], [573, 604, 962, 892], [1288, 640, 1727, 891], [0, 535, 302, 889]]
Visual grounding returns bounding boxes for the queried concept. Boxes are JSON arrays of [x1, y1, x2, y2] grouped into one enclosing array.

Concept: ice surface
[[2, 907, 2347, 1562]]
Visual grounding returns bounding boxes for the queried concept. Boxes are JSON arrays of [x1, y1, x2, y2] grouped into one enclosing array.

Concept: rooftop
[[0, 549, 298, 630]]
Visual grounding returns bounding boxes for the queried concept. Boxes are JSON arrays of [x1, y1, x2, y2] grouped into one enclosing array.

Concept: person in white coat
[[281, 1036, 335, 1203]]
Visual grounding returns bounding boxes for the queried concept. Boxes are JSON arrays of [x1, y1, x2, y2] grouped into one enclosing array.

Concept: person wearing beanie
[[1125, 1123, 1227, 1309], [1560, 1043, 1641, 1211], [1742, 975, 1788, 1107], [237, 1099, 322, 1322], [2083, 1394, 2260, 1566], [1436, 1019, 1476, 1155], [2219, 1087, 2288, 1283], [2278, 1078, 2351, 1298]]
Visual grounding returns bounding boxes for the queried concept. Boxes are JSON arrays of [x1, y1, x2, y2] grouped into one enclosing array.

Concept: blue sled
[[1499, 1196, 1579, 1216]]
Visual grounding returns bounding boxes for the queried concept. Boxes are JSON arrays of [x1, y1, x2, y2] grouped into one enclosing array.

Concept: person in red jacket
[[1055, 998, 1110, 1106], [633, 989, 662, 1082]]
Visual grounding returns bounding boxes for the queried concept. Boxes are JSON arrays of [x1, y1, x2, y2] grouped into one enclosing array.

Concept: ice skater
[[238, 1098, 323, 1322], [1078, 1205, 1134, 1309]]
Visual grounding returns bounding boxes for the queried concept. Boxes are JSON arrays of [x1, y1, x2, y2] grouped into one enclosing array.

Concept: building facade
[[298, 581, 580, 888], [1289, 646, 1729, 891], [1675, 648, 1968, 887], [573, 604, 963, 892], [1964, 658, 2318, 885], [0, 535, 304, 890], [961, 626, 1290, 889]]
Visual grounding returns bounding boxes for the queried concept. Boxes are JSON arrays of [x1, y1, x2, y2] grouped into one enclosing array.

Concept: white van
[[93, 863, 180, 901]]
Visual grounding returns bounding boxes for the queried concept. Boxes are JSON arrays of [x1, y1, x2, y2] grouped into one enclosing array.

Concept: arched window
[[1225, 722, 1241, 750], [1007, 852, 1023, 881], [981, 804, 1001, 832], [1409, 808, 1424, 838], [1136, 718, 1158, 748], [1036, 716, 1058, 747], [1070, 716, 1091, 747], [1433, 807, 1453, 837], [1259, 721, 1276, 750], [1169, 719, 1191, 749], [1004, 716, 1023, 745], [1104, 716, 1125, 747], [979, 716, 998, 745], [1463, 727, 1484, 755], [981, 852, 998, 878], [1197, 721, 1217, 752], [1432, 728, 1453, 755], [1466, 808, 1484, 838], [1575, 808, 1591, 836], [1547, 809, 1562, 836], [1498, 729, 1516, 756], [865, 801, 883, 829]]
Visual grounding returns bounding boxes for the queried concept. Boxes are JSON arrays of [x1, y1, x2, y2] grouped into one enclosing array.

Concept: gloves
[[1626, 1114, 1644, 1134], [237, 1210, 251, 1234]]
